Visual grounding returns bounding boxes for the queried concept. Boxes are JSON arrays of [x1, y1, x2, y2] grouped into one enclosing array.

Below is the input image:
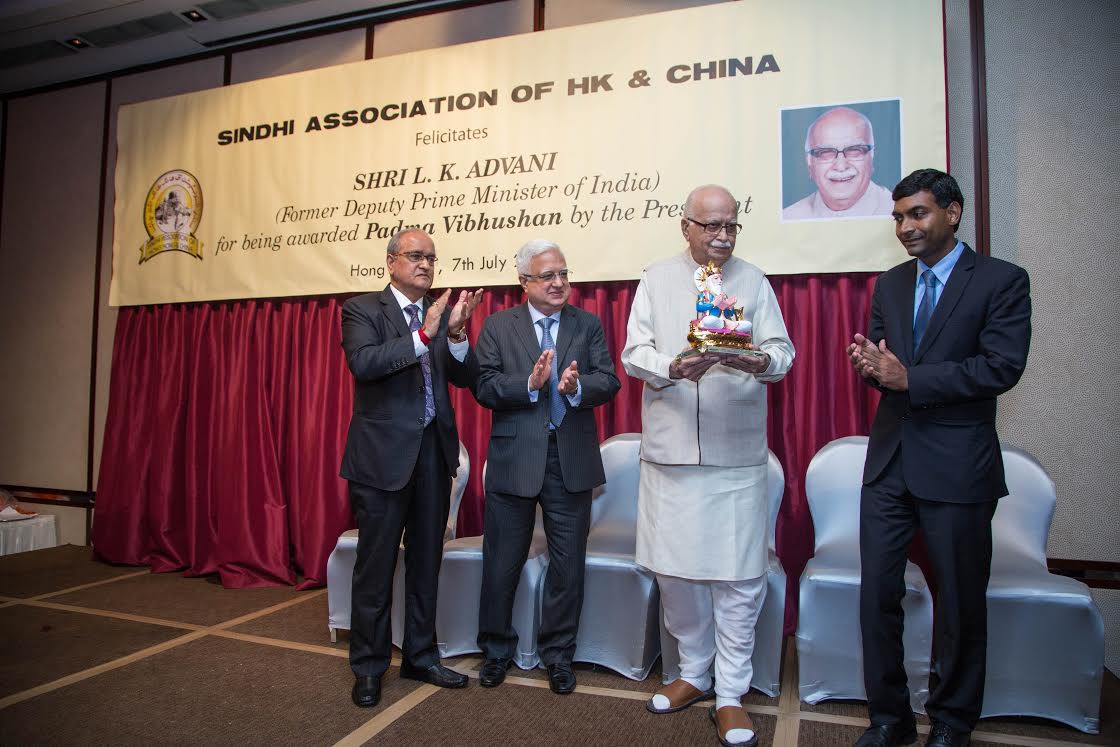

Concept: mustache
[[826, 166, 859, 179]]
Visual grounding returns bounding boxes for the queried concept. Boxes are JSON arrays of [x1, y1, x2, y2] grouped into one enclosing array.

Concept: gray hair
[[386, 227, 429, 254], [515, 239, 561, 275], [804, 106, 875, 153], [683, 184, 736, 217]]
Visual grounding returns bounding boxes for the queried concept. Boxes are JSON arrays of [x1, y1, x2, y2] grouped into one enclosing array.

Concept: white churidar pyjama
[[657, 572, 767, 699]]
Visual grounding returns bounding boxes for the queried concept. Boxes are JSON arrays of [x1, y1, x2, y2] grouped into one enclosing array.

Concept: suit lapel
[[890, 261, 918, 363], [554, 305, 577, 365], [512, 304, 542, 365], [914, 245, 976, 361], [378, 285, 412, 338]]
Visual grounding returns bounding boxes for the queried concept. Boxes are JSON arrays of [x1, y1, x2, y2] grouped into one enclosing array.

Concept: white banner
[[110, 0, 947, 306]]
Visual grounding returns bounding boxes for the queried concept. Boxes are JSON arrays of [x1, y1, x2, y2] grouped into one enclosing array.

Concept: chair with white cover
[[433, 460, 548, 669], [571, 433, 660, 679], [659, 449, 788, 696], [326, 441, 469, 644], [979, 446, 1104, 733], [796, 436, 933, 713]]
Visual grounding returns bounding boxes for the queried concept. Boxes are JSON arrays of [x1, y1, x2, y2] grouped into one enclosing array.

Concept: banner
[[109, 0, 947, 306]]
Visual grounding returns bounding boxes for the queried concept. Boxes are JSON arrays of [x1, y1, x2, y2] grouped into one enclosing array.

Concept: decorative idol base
[[676, 328, 764, 359], [676, 345, 765, 360]]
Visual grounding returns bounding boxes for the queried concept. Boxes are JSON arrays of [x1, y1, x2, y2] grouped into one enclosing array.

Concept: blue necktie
[[405, 304, 435, 426], [913, 269, 937, 354], [537, 318, 565, 429]]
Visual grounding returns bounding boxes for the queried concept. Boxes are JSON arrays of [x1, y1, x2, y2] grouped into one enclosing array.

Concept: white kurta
[[637, 461, 769, 580], [623, 250, 794, 581]]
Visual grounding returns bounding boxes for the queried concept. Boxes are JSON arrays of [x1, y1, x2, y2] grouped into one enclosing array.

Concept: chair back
[[992, 445, 1056, 569], [804, 436, 869, 556], [766, 449, 785, 555], [587, 433, 642, 553], [446, 441, 470, 540]]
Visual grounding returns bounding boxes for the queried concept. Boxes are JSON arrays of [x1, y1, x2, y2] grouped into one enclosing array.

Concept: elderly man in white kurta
[[623, 185, 793, 747]]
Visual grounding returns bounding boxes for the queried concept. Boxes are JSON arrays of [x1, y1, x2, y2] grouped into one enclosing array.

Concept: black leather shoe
[[546, 662, 577, 694], [399, 661, 468, 689], [853, 722, 918, 747], [925, 722, 970, 747], [479, 658, 513, 688], [351, 675, 381, 708]]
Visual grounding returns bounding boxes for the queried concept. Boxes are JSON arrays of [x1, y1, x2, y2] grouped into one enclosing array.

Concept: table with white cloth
[[0, 515, 58, 555]]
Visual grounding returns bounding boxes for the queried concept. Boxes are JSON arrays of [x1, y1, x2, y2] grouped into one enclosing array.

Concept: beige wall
[[980, 0, 1120, 675], [372, 0, 533, 57], [0, 82, 106, 490]]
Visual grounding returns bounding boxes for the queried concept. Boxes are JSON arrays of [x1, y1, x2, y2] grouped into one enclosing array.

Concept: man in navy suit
[[472, 239, 620, 694], [848, 169, 1031, 747], [340, 228, 482, 708]]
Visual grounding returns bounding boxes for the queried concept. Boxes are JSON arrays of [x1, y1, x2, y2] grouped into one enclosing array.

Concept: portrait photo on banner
[[779, 99, 902, 223]]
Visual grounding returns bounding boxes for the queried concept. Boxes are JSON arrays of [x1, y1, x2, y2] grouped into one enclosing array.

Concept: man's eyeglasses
[[684, 217, 741, 236], [389, 251, 437, 265], [807, 144, 873, 162], [520, 269, 572, 283]]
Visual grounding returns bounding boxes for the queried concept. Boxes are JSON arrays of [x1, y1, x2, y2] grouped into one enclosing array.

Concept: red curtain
[[93, 274, 879, 628]]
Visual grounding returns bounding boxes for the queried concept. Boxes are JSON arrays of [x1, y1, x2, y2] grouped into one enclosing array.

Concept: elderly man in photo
[[783, 106, 894, 220], [473, 239, 620, 695], [623, 185, 794, 747]]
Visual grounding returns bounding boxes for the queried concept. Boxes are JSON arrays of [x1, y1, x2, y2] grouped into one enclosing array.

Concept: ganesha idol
[[680, 261, 762, 358]]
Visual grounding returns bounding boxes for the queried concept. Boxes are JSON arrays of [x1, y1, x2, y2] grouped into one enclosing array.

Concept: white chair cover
[[981, 446, 1103, 733], [660, 449, 787, 696], [571, 433, 661, 679], [796, 436, 933, 713], [326, 442, 470, 643]]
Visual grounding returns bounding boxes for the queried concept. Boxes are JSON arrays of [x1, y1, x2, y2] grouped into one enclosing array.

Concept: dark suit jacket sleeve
[[340, 297, 417, 383], [444, 317, 480, 391], [908, 266, 1031, 408], [473, 317, 535, 410], [571, 314, 620, 409], [862, 276, 890, 393]]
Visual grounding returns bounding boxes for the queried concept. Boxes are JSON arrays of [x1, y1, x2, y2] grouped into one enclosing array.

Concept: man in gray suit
[[473, 239, 621, 694]]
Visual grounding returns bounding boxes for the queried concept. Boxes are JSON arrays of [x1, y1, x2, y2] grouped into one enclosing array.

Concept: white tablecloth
[[0, 515, 58, 555]]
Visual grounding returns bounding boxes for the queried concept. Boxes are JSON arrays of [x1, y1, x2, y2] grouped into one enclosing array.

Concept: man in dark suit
[[473, 239, 621, 694], [848, 169, 1032, 747], [340, 228, 483, 708]]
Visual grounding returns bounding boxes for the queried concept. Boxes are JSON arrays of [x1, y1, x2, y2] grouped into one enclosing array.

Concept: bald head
[[681, 184, 739, 267], [805, 107, 876, 211]]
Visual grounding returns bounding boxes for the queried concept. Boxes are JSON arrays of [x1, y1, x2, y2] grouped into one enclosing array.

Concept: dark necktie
[[913, 269, 937, 354], [405, 304, 435, 426], [537, 318, 565, 428]]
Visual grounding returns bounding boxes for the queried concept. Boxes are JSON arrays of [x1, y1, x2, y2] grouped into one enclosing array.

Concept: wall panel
[[0, 83, 107, 489], [231, 28, 367, 84], [372, 0, 533, 57], [543, 0, 724, 29], [984, 0, 1120, 563]]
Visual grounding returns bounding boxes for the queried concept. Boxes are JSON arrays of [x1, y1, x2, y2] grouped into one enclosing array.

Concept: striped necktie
[[537, 317, 565, 428], [405, 304, 435, 425]]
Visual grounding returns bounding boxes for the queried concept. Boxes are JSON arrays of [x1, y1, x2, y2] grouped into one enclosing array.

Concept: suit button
[[417, 417, 424, 425], [901, 413, 911, 421]]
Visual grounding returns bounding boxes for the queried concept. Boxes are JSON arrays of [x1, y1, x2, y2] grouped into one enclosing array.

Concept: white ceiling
[[0, 0, 454, 96]]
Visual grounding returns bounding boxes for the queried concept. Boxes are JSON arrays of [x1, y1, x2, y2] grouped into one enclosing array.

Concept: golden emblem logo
[[139, 170, 203, 263]]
